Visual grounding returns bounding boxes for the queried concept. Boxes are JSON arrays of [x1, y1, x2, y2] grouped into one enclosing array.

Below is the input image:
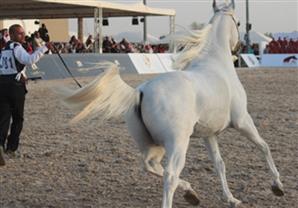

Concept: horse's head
[[212, 0, 241, 54]]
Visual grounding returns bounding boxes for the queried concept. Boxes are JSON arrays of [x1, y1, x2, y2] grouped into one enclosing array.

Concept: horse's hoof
[[183, 190, 200, 205], [271, 184, 284, 196], [228, 198, 242, 208]]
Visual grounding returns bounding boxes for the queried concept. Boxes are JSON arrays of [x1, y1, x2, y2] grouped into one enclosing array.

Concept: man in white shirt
[[0, 24, 52, 166]]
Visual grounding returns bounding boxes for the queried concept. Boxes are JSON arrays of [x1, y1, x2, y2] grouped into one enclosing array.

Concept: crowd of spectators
[[1, 24, 168, 54], [264, 37, 298, 54], [102, 36, 167, 53], [238, 37, 298, 56], [2, 25, 297, 56], [0, 28, 10, 49], [1, 24, 50, 53], [52, 35, 168, 54], [240, 43, 260, 55]]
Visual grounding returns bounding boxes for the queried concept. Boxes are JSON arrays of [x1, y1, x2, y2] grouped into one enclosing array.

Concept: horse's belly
[[192, 114, 230, 138], [192, 123, 215, 137]]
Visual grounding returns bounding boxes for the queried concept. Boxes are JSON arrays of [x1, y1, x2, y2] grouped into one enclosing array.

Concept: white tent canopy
[[0, 0, 175, 19], [157, 30, 273, 45], [240, 31, 272, 44], [113, 32, 160, 44], [272, 31, 298, 40], [0, 0, 176, 53], [157, 30, 188, 44]]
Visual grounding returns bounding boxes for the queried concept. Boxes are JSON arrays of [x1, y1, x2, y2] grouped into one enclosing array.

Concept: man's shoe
[[0, 146, 5, 166], [5, 149, 21, 158]]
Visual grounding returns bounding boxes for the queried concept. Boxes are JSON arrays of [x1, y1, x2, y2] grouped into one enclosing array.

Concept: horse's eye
[[237, 22, 241, 27]]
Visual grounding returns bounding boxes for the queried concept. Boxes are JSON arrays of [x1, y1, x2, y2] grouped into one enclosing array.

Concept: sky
[[70, 0, 298, 38]]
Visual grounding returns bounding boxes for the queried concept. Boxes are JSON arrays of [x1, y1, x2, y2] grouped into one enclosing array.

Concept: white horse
[[58, 1, 284, 207]]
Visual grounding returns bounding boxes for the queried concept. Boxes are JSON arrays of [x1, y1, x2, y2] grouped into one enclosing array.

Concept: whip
[[51, 44, 82, 88]]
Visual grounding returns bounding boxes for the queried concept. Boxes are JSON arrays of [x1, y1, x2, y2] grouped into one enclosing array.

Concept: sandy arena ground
[[0, 68, 297, 208]]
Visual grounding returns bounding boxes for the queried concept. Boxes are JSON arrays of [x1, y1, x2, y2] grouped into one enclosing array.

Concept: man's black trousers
[[0, 75, 26, 151]]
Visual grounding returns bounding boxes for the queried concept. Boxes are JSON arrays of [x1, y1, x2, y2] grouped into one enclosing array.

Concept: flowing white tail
[[57, 62, 139, 124]]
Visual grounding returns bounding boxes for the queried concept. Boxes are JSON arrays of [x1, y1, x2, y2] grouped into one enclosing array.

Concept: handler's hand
[[46, 42, 54, 52]]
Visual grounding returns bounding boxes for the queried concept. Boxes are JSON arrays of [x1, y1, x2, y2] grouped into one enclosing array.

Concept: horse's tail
[[56, 62, 140, 124]]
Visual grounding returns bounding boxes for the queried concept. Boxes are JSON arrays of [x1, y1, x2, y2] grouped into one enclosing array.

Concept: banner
[[261, 54, 298, 67], [156, 53, 175, 72], [128, 54, 168, 74], [26, 54, 138, 80], [240, 54, 260, 67]]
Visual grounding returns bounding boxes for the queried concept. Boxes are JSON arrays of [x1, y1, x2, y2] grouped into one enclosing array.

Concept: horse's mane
[[172, 24, 213, 70]]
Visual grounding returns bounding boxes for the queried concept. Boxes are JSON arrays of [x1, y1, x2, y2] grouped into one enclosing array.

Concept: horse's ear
[[212, 0, 217, 12]]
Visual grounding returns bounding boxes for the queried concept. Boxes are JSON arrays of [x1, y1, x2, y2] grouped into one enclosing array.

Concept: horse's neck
[[191, 16, 233, 68], [209, 17, 233, 61]]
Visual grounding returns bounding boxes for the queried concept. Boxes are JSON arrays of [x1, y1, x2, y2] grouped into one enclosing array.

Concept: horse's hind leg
[[204, 136, 241, 208], [162, 138, 189, 208], [234, 113, 284, 196], [125, 109, 199, 205], [144, 145, 165, 176], [145, 145, 200, 206], [125, 108, 165, 175]]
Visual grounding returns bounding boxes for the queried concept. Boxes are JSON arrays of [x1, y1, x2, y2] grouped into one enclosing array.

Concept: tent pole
[[94, 8, 98, 53], [143, 0, 147, 44], [78, 17, 83, 43], [169, 15, 175, 53], [94, 8, 103, 53], [245, 0, 251, 53]]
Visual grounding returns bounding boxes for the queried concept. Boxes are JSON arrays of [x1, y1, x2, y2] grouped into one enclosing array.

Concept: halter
[[229, 14, 242, 55]]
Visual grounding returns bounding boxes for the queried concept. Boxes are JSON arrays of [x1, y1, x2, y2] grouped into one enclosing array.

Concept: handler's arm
[[14, 45, 48, 66]]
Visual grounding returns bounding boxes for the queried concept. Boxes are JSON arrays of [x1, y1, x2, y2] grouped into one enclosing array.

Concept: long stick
[[52, 44, 82, 88]]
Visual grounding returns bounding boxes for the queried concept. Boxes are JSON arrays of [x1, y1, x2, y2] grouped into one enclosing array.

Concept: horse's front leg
[[234, 113, 284, 196], [204, 136, 241, 208]]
